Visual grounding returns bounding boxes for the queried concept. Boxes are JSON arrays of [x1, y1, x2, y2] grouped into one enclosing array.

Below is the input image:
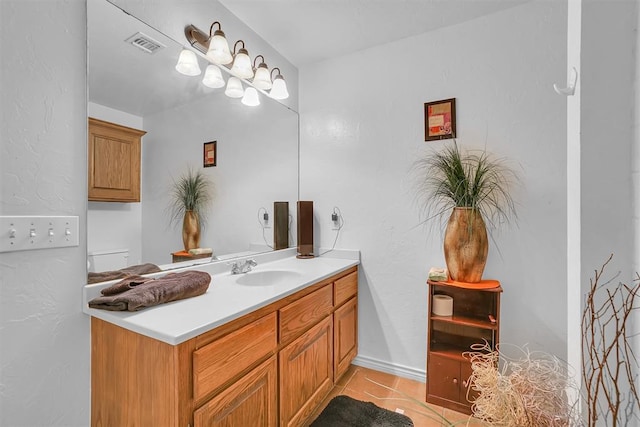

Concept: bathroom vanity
[[84, 251, 359, 427]]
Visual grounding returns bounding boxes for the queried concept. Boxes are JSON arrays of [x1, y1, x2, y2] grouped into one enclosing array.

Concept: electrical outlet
[[262, 212, 271, 228], [331, 212, 340, 230]]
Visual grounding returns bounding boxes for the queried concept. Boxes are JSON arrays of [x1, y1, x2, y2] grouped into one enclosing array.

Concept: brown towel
[[100, 275, 156, 296], [87, 263, 162, 284], [88, 271, 211, 312]]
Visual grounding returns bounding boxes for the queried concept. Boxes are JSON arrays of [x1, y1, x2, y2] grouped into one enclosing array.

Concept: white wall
[[634, 3, 640, 278], [581, 1, 635, 292], [300, 1, 568, 376], [87, 103, 144, 266], [0, 1, 89, 426], [579, 1, 637, 423]]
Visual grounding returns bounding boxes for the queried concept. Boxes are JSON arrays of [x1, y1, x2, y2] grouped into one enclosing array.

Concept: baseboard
[[352, 355, 426, 383]]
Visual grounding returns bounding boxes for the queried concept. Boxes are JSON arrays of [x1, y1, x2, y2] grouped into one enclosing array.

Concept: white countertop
[[83, 249, 360, 345]]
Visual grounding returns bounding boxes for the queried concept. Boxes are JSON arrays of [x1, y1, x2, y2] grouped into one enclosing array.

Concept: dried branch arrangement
[[465, 342, 580, 426], [582, 254, 640, 426]]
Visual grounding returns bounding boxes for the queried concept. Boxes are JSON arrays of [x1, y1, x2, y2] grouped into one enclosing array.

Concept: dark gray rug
[[310, 395, 414, 427]]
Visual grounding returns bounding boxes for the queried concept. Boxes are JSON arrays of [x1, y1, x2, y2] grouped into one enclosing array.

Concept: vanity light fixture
[[252, 55, 272, 90], [269, 67, 289, 100], [175, 49, 201, 76], [230, 40, 254, 79], [182, 21, 290, 104], [241, 87, 260, 106], [202, 64, 225, 89], [205, 22, 233, 65], [225, 76, 244, 98]]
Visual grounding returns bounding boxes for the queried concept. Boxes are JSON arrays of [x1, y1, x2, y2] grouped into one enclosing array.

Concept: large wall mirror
[[87, 0, 299, 274]]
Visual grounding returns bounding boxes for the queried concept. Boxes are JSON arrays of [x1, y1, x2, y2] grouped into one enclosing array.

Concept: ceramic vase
[[443, 207, 488, 283], [182, 210, 200, 251]]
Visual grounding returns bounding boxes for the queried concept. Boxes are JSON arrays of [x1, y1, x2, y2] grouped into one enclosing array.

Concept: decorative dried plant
[[582, 254, 640, 426], [168, 167, 213, 228], [413, 141, 518, 231], [465, 342, 581, 426]]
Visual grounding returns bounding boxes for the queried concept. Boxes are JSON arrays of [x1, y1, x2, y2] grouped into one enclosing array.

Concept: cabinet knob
[[452, 378, 458, 384], [463, 380, 469, 388]]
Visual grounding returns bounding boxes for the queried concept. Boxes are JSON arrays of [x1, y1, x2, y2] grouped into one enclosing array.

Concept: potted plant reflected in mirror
[[168, 167, 213, 252], [415, 141, 518, 283]]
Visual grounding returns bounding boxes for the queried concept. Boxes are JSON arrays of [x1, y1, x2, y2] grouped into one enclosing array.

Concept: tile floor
[[310, 365, 487, 427]]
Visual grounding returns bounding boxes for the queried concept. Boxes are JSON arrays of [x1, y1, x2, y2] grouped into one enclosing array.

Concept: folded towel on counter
[[99, 275, 156, 296], [88, 270, 211, 312], [189, 247, 213, 256], [428, 267, 448, 282], [87, 263, 162, 284]]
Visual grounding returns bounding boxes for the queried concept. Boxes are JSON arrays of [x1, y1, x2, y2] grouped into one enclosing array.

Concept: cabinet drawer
[[334, 271, 357, 307], [193, 312, 277, 402], [280, 284, 333, 344]]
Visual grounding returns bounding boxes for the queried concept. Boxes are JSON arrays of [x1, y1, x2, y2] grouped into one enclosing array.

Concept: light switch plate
[[0, 216, 79, 253]]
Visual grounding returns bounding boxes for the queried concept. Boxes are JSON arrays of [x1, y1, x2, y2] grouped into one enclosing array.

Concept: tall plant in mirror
[[414, 141, 518, 283], [168, 167, 214, 251]]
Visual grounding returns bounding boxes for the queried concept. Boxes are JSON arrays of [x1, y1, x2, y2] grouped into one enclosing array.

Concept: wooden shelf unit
[[426, 279, 502, 415]]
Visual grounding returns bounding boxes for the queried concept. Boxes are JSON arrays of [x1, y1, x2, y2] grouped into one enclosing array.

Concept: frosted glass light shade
[[230, 49, 254, 79], [225, 76, 244, 98], [175, 49, 201, 76], [207, 32, 232, 65], [252, 64, 272, 90], [241, 87, 260, 106], [270, 75, 289, 100], [202, 65, 225, 89]]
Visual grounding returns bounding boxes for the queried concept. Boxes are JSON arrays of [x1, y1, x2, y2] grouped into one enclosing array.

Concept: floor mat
[[310, 395, 414, 427]]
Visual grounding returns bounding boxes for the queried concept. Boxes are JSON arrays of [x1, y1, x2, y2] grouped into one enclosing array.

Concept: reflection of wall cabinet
[[91, 266, 358, 427], [88, 117, 145, 202], [426, 280, 501, 414]]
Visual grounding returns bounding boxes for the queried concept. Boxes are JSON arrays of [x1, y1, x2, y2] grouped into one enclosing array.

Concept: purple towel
[[88, 270, 211, 311]]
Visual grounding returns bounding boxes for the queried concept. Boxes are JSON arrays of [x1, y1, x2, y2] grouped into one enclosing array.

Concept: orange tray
[[428, 279, 501, 290]]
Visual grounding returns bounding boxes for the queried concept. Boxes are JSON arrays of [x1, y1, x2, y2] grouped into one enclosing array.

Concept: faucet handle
[[247, 259, 257, 267], [227, 261, 240, 274]]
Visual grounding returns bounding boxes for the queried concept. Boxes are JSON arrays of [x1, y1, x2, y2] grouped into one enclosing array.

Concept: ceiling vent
[[125, 32, 166, 54]]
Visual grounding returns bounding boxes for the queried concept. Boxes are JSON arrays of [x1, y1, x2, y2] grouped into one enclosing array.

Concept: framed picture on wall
[[203, 141, 217, 167], [424, 98, 456, 141]]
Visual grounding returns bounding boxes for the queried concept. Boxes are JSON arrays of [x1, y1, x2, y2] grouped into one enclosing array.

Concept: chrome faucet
[[230, 259, 258, 274]]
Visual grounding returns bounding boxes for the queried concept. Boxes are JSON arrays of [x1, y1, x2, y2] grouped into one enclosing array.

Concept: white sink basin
[[235, 270, 303, 286]]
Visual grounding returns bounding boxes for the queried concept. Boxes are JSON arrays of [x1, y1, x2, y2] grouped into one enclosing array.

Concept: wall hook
[[554, 67, 578, 96]]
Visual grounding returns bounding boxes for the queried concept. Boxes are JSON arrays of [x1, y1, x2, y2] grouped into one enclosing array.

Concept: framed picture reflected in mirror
[[203, 141, 217, 167]]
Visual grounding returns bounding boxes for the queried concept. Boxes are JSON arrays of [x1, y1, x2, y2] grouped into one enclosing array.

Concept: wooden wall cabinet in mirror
[[88, 117, 146, 202]]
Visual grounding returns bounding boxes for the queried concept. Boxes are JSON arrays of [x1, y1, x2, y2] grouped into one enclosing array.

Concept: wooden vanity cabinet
[[91, 266, 358, 427], [88, 117, 145, 202]]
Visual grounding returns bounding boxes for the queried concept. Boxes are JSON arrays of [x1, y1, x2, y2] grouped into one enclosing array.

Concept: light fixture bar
[[184, 24, 211, 55]]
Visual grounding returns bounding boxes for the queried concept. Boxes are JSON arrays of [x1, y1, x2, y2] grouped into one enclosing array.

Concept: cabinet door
[[279, 316, 333, 427], [334, 297, 357, 380], [460, 361, 479, 404], [88, 118, 144, 202], [193, 356, 277, 427], [427, 354, 461, 403]]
